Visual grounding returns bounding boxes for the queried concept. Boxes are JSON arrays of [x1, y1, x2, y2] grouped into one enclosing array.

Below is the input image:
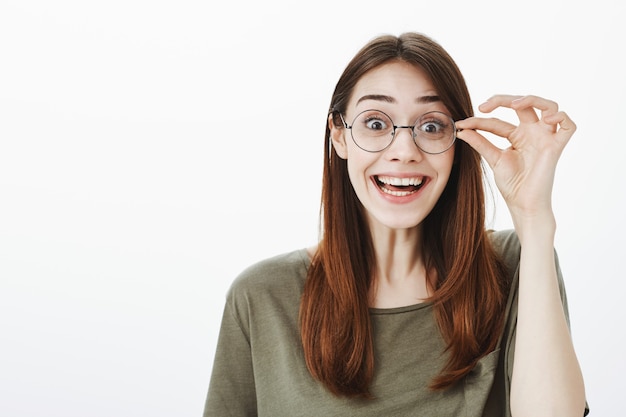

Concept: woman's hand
[[455, 95, 576, 224]]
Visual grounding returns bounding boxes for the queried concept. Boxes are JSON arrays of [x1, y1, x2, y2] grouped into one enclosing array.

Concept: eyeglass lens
[[349, 110, 455, 154]]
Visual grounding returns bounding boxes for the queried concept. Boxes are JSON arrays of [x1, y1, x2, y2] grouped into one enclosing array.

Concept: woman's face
[[330, 60, 455, 232]]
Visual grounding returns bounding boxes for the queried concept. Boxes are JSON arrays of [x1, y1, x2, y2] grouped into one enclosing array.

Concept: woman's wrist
[[510, 209, 557, 245]]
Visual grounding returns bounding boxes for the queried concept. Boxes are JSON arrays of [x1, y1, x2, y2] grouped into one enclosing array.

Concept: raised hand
[[455, 95, 576, 222]]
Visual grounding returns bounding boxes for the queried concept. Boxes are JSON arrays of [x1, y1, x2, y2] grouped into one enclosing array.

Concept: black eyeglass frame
[[336, 109, 459, 155]]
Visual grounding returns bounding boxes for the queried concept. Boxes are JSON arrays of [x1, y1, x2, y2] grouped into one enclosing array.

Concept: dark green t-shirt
[[204, 230, 587, 416]]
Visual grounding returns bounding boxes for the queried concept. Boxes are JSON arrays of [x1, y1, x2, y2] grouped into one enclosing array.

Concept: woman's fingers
[[455, 127, 503, 169], [510, 95, 559, 116], [456, 116, 516, 139], [478, 94, 523, 112], [455, 117, 516, 167], [479, 94, 559, 124], [479, 95, 536, 124], [458, 94, 576, 167], [546, 110, 577, 145]]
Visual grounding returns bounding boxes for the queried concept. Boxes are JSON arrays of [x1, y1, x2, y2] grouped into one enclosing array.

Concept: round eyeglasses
[[338, 109, 457, 154]]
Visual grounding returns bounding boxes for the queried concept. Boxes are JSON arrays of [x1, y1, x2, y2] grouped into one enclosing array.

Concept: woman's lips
[[373, 175, 426, 197]]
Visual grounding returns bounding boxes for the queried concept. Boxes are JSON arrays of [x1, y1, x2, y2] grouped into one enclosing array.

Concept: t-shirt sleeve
[[203, 298, 257, 416]]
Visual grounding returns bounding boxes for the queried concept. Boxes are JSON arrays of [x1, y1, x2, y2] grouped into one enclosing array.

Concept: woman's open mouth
[[374, 175, 426, 197]]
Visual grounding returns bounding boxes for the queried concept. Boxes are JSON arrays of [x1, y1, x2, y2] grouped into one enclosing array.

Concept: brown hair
[[299, 32, 509, 397]]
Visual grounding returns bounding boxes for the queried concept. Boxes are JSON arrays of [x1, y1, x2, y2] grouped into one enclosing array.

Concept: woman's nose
[[386, 127, 423, 162]]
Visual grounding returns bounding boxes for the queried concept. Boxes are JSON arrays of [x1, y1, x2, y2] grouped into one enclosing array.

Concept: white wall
[[1, 0, 623, 415]]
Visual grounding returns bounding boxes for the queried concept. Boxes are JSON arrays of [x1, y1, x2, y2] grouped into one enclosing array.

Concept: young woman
[[203, 32, 588, 416]]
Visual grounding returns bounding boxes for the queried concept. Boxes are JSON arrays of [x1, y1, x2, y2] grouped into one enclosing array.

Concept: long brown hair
[[299, 32, 509, 397]]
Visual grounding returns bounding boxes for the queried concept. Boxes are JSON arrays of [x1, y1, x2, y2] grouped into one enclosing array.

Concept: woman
[[204, 32, 588, 416]]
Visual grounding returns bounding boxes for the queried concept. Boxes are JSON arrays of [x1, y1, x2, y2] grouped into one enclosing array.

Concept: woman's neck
[[368, 223, 432, 308]]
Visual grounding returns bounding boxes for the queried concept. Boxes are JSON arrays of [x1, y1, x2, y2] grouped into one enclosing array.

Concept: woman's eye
[[365, 118, 387, 131], [417, 116, 453, 138], [420, 121, 442, 134]]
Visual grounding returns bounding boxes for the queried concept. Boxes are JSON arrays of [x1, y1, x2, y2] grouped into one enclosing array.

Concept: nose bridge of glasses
[[385, 125, 419, 154], [391, 125, 420, 151], [392, 124, 417, 140]]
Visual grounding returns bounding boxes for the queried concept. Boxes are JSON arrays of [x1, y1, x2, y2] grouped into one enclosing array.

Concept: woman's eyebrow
[[356, 94, 395, 105], [416, 95, 441, 104], [355, 94, 441, 106]]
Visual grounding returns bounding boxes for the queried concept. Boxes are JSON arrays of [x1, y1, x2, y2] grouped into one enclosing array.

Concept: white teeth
[[376, 175, 425, 197], [377, 175, 423, 186], [380, 188, 414, 197]]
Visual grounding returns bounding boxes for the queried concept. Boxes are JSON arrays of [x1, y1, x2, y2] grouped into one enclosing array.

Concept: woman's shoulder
[[488, 229, 521, 269], [226, 248, 311, 304], [488, 228, 519, 250]]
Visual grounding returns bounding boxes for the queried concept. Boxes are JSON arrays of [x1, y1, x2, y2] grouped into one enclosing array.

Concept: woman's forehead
[[350, 61, 439, 108]]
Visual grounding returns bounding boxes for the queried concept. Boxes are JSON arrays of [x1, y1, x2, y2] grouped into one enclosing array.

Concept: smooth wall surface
[[1, 0, 624, 415]]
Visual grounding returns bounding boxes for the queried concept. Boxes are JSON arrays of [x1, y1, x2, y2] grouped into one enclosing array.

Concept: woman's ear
[[328, 113, 348, 159]]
